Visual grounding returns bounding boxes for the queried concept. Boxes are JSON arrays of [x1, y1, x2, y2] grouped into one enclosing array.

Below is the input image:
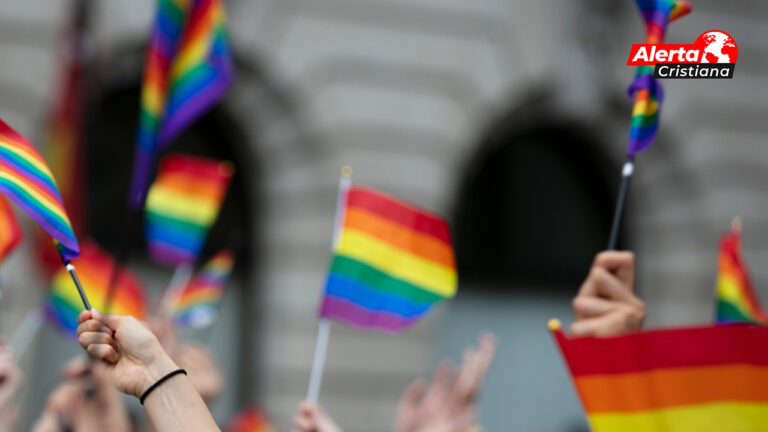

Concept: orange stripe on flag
[[576, 364, 768, 413], [344, 208, 456, 269]]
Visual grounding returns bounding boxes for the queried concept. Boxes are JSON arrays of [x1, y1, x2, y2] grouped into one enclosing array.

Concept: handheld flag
[[320, 186, 457, 332], [44, 241, 147, 336], [129, 0, 234, 207], [171, 249, 235, 327], [0, 197, 22, 263], [551, 320, 768, 431], [35, 4, 91, 274], [715, 224, 768, 325], [227, 407, 275, 432], [145, 154, 233, 267], [627, 0, 691, 156], [607, 0, 691, 250], [0, 118, 79, 260]]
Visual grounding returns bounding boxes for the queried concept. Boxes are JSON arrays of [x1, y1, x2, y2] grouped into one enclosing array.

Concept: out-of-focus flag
[[227, 407, 275, 432], [319, 186, 457, 333], [145, 154, 233, 267], [43, 241, 146, 336], [626, 0, 691, 156], [36, 1, 91, 274], [0, 197, 22, 263], [715, 226, 768, 325], [0, 119, 80, 260], [129, 0, 234, 208], [170, 249, 235, 327], [552, 320, 768, 431]]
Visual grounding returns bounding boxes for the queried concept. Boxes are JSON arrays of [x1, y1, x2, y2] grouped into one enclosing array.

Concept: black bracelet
[[139, 369, 187, 405]]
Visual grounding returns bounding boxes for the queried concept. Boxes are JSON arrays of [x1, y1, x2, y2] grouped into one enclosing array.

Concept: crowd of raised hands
[[0, 251, 646, 431]]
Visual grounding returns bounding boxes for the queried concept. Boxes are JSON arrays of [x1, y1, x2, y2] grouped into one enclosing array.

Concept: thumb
[[92, 309, 125, 331]]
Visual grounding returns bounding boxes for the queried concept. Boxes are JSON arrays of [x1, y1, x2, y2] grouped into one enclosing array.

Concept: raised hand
[[76, 310, 220, 431], [571, 251, 646, 337], [0, 344, 21, 431], [394, 334, 496, 432], [77, 309, 177, 398], [292, 402, 343, 432]]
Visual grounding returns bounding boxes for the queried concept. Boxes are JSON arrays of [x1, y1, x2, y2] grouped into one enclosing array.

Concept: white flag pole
[[306, 166, 352, 404], [9, 308, 44, 359], [157, 263, 194, 317]]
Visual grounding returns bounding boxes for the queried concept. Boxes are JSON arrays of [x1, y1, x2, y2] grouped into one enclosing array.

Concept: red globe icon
[[695, 30, 738, 64]]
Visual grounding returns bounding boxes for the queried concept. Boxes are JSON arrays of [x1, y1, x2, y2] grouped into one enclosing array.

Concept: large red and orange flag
[[715, 225, 768, 325], [551, 320, 768, 431]]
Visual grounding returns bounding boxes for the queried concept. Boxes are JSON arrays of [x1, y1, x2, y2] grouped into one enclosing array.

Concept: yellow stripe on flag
[[589, 402, 768, 432], [632, 99, 658, 117], [337, 229, 457, 297], [146, 183, 219, 225], [718, 274, 755, 317]]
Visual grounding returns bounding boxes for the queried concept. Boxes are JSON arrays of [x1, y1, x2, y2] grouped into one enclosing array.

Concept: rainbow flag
[[627, 0, 691, 156], [227, 407, 275, 432], [715, 227, 768, 325], [129, 0, 233, 207], [0, 118, 79, 260], [145, 154, 233, 266], [552, 321, 768, 431], [35, 8, 90, 274], [171, 249, 235, 327], [43, 241, 146, 336], [320, 186, 457, 332], [0, 197, 22, 263]]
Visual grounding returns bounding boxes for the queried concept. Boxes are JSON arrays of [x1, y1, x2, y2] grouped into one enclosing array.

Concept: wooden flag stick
[[306, 166, 352, 404], [607, 156, 635, 250]]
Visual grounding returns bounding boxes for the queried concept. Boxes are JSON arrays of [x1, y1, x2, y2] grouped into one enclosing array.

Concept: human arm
[[76, 309, 220, 432]]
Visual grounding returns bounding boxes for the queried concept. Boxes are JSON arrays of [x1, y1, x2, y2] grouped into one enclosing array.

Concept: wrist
[[139, 353, 179, 398]]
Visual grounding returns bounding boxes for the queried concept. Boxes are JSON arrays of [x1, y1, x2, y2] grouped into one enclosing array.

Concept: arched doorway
[[444, 100, 622, 431]]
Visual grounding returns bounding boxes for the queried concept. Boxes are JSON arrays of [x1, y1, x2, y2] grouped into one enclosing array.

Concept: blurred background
[[0, 0, 766, 430]]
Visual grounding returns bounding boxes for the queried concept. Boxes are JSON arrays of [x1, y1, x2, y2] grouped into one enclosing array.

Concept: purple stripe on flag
[[320, 296, 420, 333], [157, 68, 233, 148], [128, 148, 154, 209]]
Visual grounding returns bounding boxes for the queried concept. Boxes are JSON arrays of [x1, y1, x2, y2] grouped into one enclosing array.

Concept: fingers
[[85, 343, 119, 363], [579, 267, 634, 302], [91, 310, 125, 331], [593, 251, 635, 287], [76, 320, 113, 337], [572, 296, 616, 320], [570, 306, 644, 337], [400, 378, 427, 406], [78, 332, 116, 350], [77, 310, 93, 325]]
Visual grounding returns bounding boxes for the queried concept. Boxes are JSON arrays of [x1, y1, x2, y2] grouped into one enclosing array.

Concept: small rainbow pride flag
[[145, 154, 233, 267], [715, 226, 768, 325], [0, 118, 79, 260], [44, 241, 146, 336], [627, 0, 691, 156], [171, 249, 235, 327], [0, 197, 22, 263], [227, 407, 275, 432], [320, 186, 457, 332], [552, 321, 768, 431], [129, 0, 233, 207]]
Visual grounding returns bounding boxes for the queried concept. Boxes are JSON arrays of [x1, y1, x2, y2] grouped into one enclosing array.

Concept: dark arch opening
[[81, 48, 262, 409], [453, 108, 623, 291]]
